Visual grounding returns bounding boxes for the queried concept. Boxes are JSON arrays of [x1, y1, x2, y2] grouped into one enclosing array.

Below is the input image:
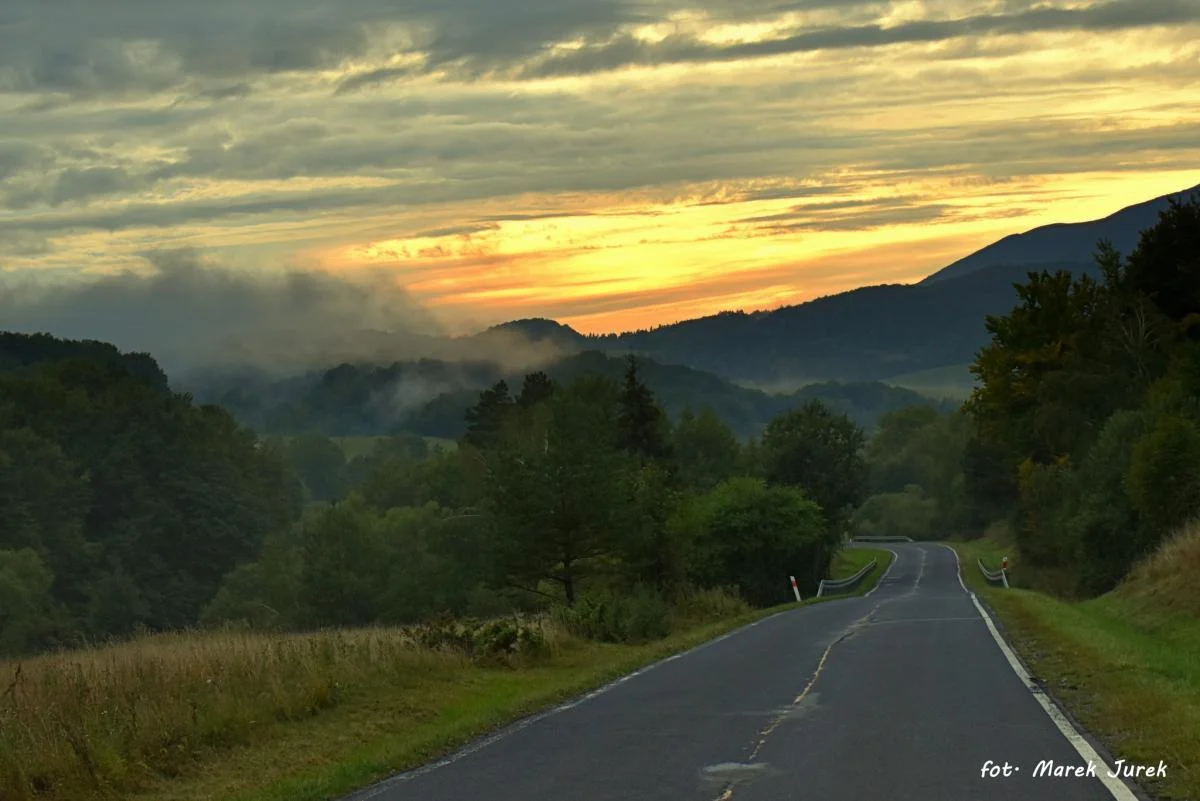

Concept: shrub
[[409, 614, 547, 666], [672, 586, 750, 625], [553, 587, 672, 644]]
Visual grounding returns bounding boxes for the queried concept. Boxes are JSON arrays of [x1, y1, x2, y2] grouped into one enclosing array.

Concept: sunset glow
[[2, 0, 1199, 338]]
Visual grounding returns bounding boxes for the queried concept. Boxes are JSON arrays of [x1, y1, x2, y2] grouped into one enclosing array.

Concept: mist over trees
[[189, 349, 953, 442], [0, 336, 870, 656]]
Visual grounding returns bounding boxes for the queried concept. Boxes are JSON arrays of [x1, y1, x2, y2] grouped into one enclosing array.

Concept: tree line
[[1, 334, 871, 655], [850, 194, 1200, 598], [206, 358, 869, 638], [191, 350, 951, 442], [13, 194, 1188, 653], [0, 349, 303, 655]]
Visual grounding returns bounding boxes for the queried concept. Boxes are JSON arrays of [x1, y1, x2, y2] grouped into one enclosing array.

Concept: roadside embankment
[[949, 524, 1200, 800]]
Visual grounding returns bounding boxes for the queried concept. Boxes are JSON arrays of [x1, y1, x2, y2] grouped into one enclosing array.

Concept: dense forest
[[584, 261, 1100, 384], [202, 359, 871, 638], [189, 350, 953, 441], [0, 339, 304, 654], [851, 194, 1200, 597], [0, 332, 870, 655]]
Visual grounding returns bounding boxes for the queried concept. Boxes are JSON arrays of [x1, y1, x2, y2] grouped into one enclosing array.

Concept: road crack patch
[[708, 604, 880, 800]]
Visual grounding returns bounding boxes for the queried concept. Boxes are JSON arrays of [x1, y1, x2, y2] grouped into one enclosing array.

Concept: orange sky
[[2, 0, 1200, 339]]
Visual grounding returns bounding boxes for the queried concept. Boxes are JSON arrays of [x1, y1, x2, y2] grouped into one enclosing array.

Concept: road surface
[[345, 543, 1140, 801]]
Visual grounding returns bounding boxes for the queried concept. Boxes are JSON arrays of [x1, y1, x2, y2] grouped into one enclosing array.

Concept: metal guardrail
[[851, 536, 913, 543], [977, 558, 1010, 588], [816, 558, 879, 598]]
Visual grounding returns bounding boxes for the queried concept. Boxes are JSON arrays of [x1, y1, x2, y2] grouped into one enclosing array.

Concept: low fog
[[0, 249, 573, 383]]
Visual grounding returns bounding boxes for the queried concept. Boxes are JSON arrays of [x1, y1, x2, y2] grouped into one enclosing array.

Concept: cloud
[[48, 166, 143, 206], [334, 65, 420, 95], [0, 247, 583, 378], [0, 248, 444, 371], [523, 0, 1200, 77], [411, 222, 501, 238], [2, 0, 1200, 341]]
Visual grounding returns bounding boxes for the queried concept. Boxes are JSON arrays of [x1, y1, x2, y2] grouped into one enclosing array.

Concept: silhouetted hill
[[922, 183, 1200, 283], [578, 183, 1200, 385], [588, 260, 1099, 385], [470, 318, 589, 350], [0, 331, 169, 391]]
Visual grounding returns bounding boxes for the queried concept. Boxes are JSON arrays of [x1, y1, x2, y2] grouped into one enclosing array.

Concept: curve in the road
[[344, 543, 1146, 801]]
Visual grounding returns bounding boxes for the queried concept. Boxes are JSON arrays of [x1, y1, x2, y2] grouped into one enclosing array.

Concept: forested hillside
[[921, 182, 1200, 283], [189, 350, 952, 441], [0, 328, 873, 656], [851, 193, 1200, 598], [584, 260, 1103, 384], [202, 358, 870, 634], [0, 339, 304, 654]]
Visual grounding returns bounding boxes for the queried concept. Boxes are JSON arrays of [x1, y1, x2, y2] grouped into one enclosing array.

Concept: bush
[[672, 586, 751, 625], [409, 614, 547, 666], [553, 587, 672, 644], [851, 485, 937, 541], [675, 477, 833, 604]]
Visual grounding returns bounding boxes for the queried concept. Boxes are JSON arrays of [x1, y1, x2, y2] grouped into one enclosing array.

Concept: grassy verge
[[947, 540, 1200, 800], [831, 546, 893, 582], [0, 606, 781, 801], [949, 537, 1013, 593], [1, 564, 890, 801]]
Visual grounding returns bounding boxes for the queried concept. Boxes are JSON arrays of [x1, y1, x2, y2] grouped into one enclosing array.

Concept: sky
[[2, 0, 1200, 355]]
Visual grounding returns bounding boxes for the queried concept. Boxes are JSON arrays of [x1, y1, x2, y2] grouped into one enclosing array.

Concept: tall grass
[[1116, 519, 1200, 617], [0, 620, 549, 801], [0, 589, 750, 801]]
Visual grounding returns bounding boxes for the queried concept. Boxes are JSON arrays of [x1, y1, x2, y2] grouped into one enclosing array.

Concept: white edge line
[[862, 548, 899, 598], [937, 544, 1139, 801], [343, 607, 796, 800]]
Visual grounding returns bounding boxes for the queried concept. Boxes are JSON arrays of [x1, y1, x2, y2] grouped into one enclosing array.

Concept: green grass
[[1, 604, 799, 801], [830, 547, 894, 582], [949, 536, 1014, 593], [134, 609, 809, 801], [947, 533, 1200, 799]]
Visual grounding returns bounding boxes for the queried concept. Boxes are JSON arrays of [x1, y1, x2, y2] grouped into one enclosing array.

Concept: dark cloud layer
[[0, 248, 579, 375], [3, 0, 1193, 100], [1, 0, 1199, 346], [0, 249, 443, 370], [525, 0, 1200, 77]]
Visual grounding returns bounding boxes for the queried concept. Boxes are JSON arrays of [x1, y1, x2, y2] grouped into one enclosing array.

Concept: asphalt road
[[345, 543, 1136, 801]]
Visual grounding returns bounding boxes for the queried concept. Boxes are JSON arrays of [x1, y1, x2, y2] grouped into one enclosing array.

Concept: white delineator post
[[1001, 555, 1010, 588], [790, 575, 802, 602]]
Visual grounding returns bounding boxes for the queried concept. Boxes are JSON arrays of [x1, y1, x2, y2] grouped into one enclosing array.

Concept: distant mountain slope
[[469, 318, 588, 350], [921, 183, 1200, 284], [189, 351, 953, 440], [573, 183, 1200, 384], [587, 259, 1099, 384]]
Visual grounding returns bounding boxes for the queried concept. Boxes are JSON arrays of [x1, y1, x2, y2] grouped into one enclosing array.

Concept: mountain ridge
[[920, 181, 1200, 284], [482, 182, 1197, 388]]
